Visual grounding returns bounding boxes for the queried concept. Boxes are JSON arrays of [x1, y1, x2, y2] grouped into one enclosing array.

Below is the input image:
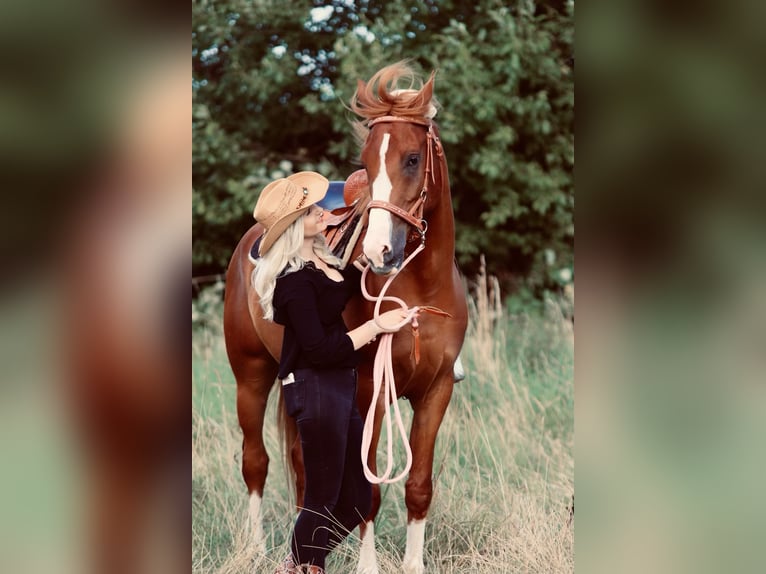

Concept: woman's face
[[303, 204, 327, 239]]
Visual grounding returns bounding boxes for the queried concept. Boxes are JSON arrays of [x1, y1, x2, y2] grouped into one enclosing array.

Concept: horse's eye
[[406, 155, 419, 168]]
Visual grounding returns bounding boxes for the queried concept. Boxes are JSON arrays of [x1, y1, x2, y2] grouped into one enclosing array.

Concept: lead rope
[[358, 243, 425, 484]]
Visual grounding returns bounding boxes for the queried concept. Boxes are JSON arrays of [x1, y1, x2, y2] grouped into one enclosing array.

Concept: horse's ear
[[421, 71, 437, 117], [421, 73, 434, 101], [420, 74, 434, 97]]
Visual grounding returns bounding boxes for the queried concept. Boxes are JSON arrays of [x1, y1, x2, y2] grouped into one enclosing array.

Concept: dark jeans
[[283, 367, 372, 569]]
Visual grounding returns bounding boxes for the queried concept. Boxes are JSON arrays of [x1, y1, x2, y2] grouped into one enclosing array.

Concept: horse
[[223, 61, 468, 574]]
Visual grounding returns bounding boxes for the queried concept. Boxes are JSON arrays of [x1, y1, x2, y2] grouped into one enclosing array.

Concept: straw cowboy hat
[[253, 171, 329, 255]]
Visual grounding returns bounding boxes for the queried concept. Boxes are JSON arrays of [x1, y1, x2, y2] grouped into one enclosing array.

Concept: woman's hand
[[375, 308, 419, 333], [348, 307, 419, 350]]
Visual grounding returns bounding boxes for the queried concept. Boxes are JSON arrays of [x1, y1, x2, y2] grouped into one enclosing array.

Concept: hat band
[[296, 187, 309, 209]]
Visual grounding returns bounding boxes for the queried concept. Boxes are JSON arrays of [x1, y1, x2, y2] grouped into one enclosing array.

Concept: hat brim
[[257, 172, 328, 255]]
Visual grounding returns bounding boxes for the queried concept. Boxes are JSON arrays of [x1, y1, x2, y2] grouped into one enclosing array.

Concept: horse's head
[[351, 62, 441, 275]]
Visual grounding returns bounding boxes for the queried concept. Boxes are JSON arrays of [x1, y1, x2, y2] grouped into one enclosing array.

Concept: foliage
[[193, 0, 573, 294], [192, 278, 225, 332]]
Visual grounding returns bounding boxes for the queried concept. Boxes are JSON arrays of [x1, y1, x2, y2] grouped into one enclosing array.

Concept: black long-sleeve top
[[273, 261, 362, 379]]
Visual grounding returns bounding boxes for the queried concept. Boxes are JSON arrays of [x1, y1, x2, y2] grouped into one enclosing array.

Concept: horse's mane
[[349, 61, 438, 146]]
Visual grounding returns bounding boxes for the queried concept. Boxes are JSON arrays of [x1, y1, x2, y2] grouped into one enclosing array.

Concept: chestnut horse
[[223, 62, 467, 574]]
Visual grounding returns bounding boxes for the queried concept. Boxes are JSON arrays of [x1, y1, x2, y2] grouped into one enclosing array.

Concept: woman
[[252, 172, 414, 574]]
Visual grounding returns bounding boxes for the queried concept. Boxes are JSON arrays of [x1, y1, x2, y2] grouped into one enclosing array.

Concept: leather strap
[[367, 199, 425, 232], [368, 115, 431, 127]]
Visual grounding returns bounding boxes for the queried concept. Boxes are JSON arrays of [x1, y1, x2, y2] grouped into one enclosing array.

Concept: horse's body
[[223, 62, 467, 574]]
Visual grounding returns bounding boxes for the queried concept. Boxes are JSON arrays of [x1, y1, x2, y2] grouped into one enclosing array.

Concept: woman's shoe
[[273, 555, 301, 574], [303, 566, 325, 574]]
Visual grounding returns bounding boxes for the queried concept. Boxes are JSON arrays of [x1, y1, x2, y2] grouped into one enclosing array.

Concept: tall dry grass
[[192, 265, 573, 573]]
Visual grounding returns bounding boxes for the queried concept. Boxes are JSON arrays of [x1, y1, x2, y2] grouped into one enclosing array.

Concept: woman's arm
[[281, 279, 414, 363], [282, 285, 357, 366], [347, 309, 413, 350], [284, 291, 411, 358]]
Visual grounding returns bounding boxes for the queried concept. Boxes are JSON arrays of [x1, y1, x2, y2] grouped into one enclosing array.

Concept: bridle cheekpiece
[[365, 115, 444, 245]]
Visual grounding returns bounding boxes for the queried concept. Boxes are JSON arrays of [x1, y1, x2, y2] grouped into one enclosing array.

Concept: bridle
[[365, 115, 444, 244]]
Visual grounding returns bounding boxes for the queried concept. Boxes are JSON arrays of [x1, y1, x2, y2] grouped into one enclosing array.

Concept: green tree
[[193, 0, 573, 294]]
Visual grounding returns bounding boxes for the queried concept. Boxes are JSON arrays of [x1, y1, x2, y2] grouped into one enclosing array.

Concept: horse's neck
[[407, 187, 456, 284]]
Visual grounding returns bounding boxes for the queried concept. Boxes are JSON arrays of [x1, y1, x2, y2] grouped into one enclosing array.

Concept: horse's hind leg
[[234, 354, 278, 552]]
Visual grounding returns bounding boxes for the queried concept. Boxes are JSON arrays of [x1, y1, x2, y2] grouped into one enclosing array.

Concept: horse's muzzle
[[368, 258, 401, 276]]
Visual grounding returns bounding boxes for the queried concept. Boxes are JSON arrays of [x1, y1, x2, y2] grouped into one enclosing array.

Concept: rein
[[358, 250, 453, 485], [359, 243, 423, 485]]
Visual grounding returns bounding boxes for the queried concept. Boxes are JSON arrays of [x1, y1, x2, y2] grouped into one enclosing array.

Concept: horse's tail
[[276, 383, 299, 504]]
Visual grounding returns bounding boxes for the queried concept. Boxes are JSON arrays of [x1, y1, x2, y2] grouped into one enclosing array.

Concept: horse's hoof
[[355, 558, 379, 574], [249, 539, 266, 556], [402, 560, 425, 574]]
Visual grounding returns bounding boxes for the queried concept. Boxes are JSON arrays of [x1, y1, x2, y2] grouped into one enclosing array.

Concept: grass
[[192, 269, 573, 573]]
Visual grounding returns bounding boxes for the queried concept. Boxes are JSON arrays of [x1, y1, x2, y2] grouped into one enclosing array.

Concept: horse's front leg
[[402, 378, 454, 574]]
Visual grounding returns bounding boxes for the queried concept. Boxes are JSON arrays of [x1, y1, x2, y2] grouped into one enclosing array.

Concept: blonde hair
[[252, 211, 342, 321]]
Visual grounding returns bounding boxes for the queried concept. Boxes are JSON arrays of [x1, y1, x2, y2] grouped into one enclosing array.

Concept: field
[[192, 270, 574, 573]]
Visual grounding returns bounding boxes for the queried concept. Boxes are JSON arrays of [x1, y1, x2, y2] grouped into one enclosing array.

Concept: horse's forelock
[[351, 61, 436, 122]]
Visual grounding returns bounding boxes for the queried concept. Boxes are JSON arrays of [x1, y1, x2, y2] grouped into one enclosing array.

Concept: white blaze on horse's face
[[363, 132, 395, 270]]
